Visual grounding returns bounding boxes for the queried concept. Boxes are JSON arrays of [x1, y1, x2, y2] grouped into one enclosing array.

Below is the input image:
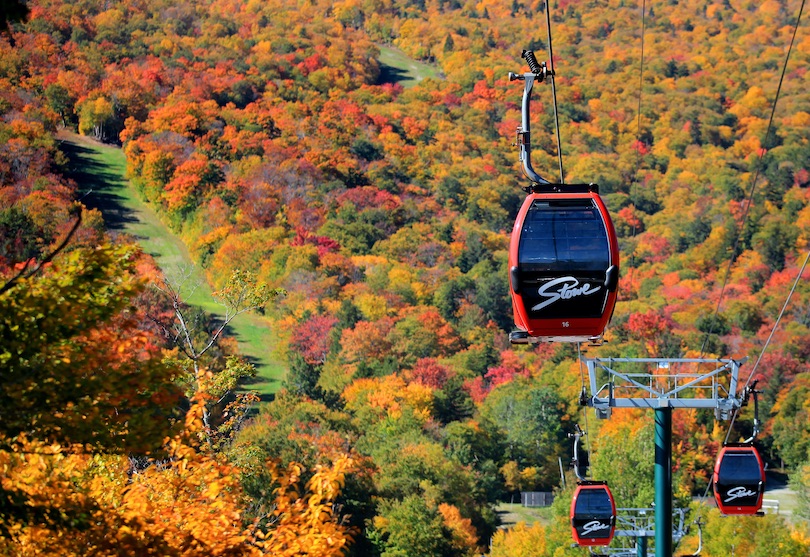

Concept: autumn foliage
[[2, 0, 810, 554]]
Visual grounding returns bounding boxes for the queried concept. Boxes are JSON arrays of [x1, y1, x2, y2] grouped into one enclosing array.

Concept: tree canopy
[[1, 0, 810, 554]]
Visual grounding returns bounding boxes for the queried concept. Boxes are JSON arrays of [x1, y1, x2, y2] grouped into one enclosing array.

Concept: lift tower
[[580, 357, 749, 557]]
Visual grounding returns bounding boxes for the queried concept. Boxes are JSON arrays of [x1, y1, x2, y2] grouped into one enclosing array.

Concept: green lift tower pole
[[637, 535, 648, 557], [655, 407, 672, 557], [583, 357, 746, 557]]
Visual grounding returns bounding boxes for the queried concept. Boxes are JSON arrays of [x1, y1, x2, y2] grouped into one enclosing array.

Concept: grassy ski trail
[[59, 131, 285, 399]]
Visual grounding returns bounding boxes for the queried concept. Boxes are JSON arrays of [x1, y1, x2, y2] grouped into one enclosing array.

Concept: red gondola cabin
[[570, 481, 617, 547], [509, 184, 619, 344], [713, 443, 765, 515]]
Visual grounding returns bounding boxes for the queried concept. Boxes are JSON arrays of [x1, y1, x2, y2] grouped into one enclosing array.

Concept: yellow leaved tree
[[0, 243, 357, 556]]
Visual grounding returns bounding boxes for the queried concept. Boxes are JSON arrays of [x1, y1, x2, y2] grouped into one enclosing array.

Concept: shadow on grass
[[61, 135, 286, 400], [377, 63, 411, 86], [240, 375, 279, 404], [60, 139, 139, 231], [220, 319, 282, 402]]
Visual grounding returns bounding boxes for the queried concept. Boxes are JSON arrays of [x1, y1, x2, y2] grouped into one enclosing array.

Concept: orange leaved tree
[[0, 242, 356, 555]]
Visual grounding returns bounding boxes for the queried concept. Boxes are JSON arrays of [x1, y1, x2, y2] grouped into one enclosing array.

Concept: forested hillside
[[1, 0, 810, 555]]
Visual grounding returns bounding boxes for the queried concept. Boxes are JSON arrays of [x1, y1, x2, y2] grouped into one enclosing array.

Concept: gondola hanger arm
[[569, 424, 587, 482], [742, 380, 761, 444], [508, 50, 552, 187]]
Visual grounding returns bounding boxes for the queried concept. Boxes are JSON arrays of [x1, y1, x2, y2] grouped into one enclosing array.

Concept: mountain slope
[[58, 131, 285, 396]]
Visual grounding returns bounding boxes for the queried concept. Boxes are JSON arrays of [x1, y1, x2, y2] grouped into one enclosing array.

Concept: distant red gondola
[[571, 481, 617, 547], [509, 184, 619, 344], [713, 443, 765, 515]]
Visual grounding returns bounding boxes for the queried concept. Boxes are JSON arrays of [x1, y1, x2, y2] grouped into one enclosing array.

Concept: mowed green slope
[[377, 44, 443, 87], [59, 131, 285, 398], [54, 43, 438, 397]]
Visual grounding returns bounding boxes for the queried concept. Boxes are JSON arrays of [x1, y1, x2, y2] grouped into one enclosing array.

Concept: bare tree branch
[[0, 211, 82, 297]]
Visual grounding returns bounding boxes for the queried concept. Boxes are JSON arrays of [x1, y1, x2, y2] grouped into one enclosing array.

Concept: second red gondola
[[571, 481, 617, 547], [713, 443, 766, 515], [509, 184, 619, 344]]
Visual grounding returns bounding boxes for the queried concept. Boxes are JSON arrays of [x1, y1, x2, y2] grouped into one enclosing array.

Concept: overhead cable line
[[634, 0, 647, 174], [699, 0, 806, 356], [543, 2, 565, 183], [682, 4, 807, 550], [725, 249, 810, 440], [685, 250, 810, 554], [577, 343, 592, 463], [622, 0, 647, 312]]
